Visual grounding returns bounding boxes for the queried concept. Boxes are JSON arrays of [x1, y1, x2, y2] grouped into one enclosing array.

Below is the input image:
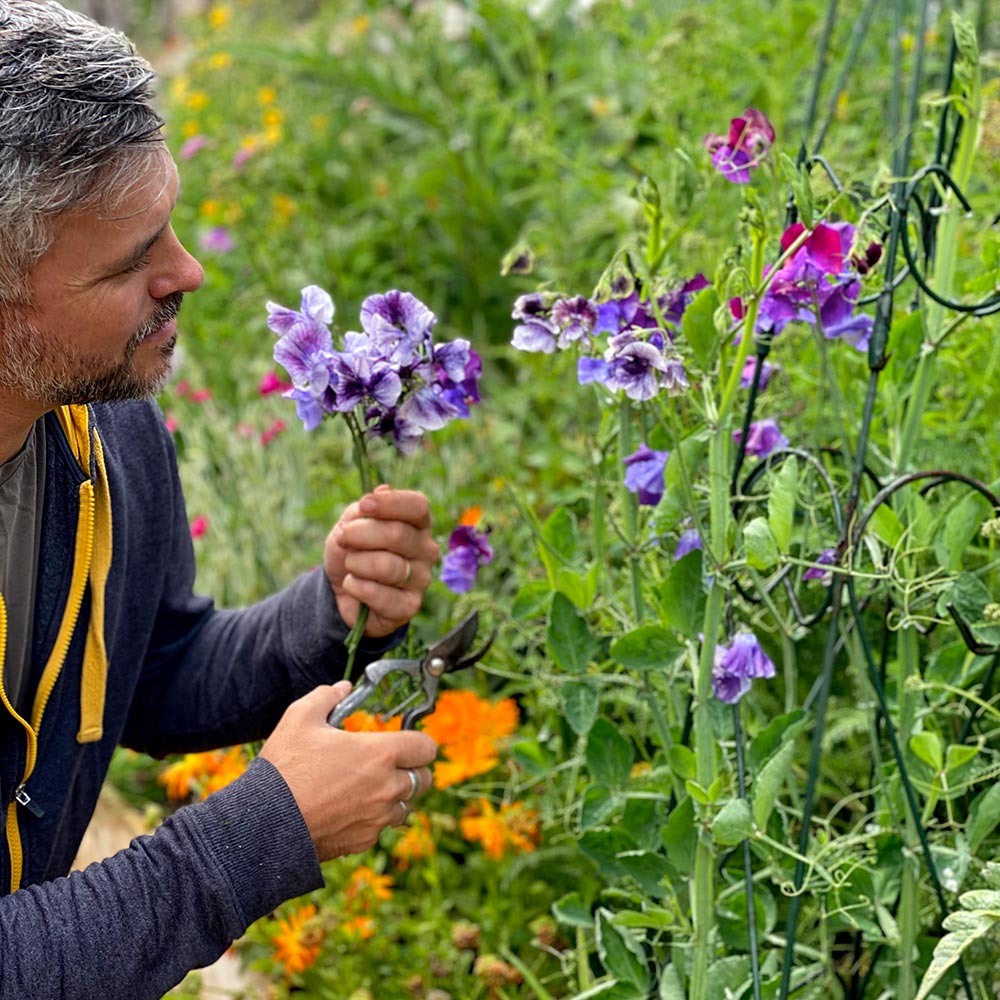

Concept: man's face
[[0, 148, 204, 406]]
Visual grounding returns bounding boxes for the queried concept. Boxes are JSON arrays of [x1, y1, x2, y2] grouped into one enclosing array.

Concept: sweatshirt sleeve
[[0, 757, 322, 1000]]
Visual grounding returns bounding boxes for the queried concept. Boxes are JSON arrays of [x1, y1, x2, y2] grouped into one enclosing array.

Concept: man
[[0, 2, 440, 996]]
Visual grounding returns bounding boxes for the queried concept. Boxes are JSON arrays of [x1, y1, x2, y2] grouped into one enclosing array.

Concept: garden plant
[[99, 0, 1000, 997]]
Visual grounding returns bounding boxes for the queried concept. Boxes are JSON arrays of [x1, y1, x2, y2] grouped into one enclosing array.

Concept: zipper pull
[[14, 785, 44, 818]]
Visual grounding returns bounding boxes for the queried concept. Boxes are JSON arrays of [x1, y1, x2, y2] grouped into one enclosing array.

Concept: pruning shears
[[327, 611, 494, 730]]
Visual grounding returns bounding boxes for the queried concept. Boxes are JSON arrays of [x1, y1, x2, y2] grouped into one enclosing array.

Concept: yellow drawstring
[[54, 405, 112, 743]]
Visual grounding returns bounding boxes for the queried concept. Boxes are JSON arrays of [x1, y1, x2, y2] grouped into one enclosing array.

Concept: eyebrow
[[101, 221, 170, 277]]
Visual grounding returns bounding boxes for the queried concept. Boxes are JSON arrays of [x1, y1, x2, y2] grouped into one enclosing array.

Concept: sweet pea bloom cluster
[[712, 632, 776, 704], [703, 108, 775, 183], [734, 221, 880, 351], [511, 277, 705, 401], [267, 286, 482, 453]]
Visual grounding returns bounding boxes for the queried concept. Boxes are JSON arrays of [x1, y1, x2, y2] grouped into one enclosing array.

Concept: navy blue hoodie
[[0, 399, 399, 999]]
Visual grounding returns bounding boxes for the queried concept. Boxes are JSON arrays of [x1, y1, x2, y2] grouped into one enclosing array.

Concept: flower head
[[271, 903, 323, 979], [733, 418, 788, 458], [674, 528, 703, 561], [440, 523, 493, 593], [803, 547, 836, 585], [712, 632, 776, 704], [460, 798, 541, 859], [391, 811, 436, 870], [704, 108, 775, 183], [623, 443, 669, 506]]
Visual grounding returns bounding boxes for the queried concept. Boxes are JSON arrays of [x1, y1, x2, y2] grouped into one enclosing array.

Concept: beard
[[0, 293, 184, 405]]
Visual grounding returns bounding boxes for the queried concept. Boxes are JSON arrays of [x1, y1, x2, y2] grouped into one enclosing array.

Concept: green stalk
[[343, 412, 375, 680], [618, 398, 644, 619], [896, 625, 920, 1000]]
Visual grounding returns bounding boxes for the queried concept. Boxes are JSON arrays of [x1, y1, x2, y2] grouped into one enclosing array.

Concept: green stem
[[896, 625, 920, 1000], [344, 413, 376, 681]]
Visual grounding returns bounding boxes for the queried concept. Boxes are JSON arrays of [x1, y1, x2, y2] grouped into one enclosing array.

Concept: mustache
[[134, 293, 184, 344]]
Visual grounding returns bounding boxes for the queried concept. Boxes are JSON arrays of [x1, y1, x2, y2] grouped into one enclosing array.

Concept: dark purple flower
[[712, 631, 776, 703], [803, 548, 836, 585], [674, 529, 703, 561], [662, 274, 710, 330], [398, 385, 461, 431], [440, 524, 494, 593], [330, 352, 403, 412], [733, 418, 788, 458], [741, 356, 777, 390], [551, 295, 599, 347], [623, 443, 670, 506]]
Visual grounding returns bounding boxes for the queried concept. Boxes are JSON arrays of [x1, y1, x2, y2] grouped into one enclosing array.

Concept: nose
[[149, 229, 205, 300]]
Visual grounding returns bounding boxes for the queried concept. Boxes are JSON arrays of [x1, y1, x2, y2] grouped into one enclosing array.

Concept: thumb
[[295, 680, 355, 721]]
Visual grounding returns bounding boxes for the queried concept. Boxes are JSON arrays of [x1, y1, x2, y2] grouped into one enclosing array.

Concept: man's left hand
[[324, 484, 440, 637]]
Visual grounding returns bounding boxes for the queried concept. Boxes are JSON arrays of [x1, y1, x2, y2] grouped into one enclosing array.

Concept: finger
[[385, 731, 438, 769], [292, 681, 354, 721], [336, 518, 432, 558], [358, 488, 432, 529], [343, 551, 426, 589], [398, 765, 432, 801], [339, 575, 423, 625]]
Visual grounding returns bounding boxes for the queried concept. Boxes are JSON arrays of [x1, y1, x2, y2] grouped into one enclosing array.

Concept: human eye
[[120, 251, 153, 274]]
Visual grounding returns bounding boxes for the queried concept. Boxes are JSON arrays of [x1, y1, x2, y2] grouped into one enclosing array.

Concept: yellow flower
[[208, 4, 231, 29], [182, 120, 202, 138], [199, 199, 221, 219], [207, 51, 232, 70], [158, 752, 214, 800], [460, 799, 541, 860], [344, 865, 394, 909], [310, 113, 330, 132], [186, 91, 209, 112], [271, 903, 323, 978], [351, 14, 370, 36], [258, 86, 277, 106], [391, 812, 435, 870], [264, 123, 283, 145], [170, 75, 189, 101], [263, 108, 284, 129], [340, 915, 376, 940], [157, 747, 249, 800], [421, 690, 518, 789], [272, 194, 298, 223]]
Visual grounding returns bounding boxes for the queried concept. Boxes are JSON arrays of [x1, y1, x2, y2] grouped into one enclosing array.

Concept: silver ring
[[404, 768, 420, 801], [397, 799, 410, 823]]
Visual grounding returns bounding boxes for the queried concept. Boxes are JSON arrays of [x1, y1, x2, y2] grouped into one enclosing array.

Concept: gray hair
[[0, 0, 164, 305]]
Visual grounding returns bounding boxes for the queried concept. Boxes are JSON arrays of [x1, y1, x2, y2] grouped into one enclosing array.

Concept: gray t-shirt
[[0, 420, 45, 717]]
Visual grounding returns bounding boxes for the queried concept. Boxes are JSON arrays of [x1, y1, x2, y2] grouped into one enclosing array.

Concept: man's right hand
[[258, 682, 437, 860]]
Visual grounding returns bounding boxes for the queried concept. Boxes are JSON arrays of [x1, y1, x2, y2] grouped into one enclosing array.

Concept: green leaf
[[744, 516, 780, 570], [935, 492, 990, 572], [681, 286, 721, 371], [868, 504, 904, 547], [655, 550, 706, 640], [706, 956, 751, 998], [945, 743, 979, 772], [586, 718, 635, 787], [658, 963, 685, 1000], [511, 580, 552, 620], [749, 710, 806, 770], [916, 910, 997, 1000], [552, 892, 594, 929], [555, 564, 598, 609], [561, 680, 599, 736], [767, 456, 799, 553], [909, 731, 944, 772], [616, 850, 671, 898], [662, 797, 696, 872], [581, 784, 616, 829], [610, 625, 684, 671], [712, 797, 754, 846], [538, 507, 577, 584], [547, 592, 596, 674], [595, 908, 650, 990], [659, 433, 709, 526], [968, 783, 1000, 852], [612, 909, 674, 931], [579, 828, 638, 878], [753, 739, 796, 828], [669, 745, 697, 782]]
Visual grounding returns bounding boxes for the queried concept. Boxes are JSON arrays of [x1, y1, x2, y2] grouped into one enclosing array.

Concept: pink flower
[[179, 135, 209, 160], [189, 388, 212, 403], [232, 145, 256, 170], [164, 414, 180, 434], [259, 371, 292, 396], [260, 419, 287, 447], [199, 227, 235, 254], [175, 379, 190, 397], [190, 515, 209, 539]]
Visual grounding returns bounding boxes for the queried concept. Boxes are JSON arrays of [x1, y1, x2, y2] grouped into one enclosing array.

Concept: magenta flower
[[179, 135, 209, 160], [733, 418, 788, 458], [190, 515, 209, 539], [259, 371, 292, 396], [623, 443, 670, 506], [440, 524, 494, 593], [704, 108, 775, 183], [712, 632, 776, 704]]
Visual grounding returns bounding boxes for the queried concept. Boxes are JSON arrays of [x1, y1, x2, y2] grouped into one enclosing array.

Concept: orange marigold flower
[[158, 747, 249, 800], [342, 710, 402, 733], [344, 865, 394, 909], [340, 914, 377, 940], [271, 903, 323, 977], [391, 812, 436, 871], [202, 746, 249, 795], [460, 799, 541, 860], [459, 505, 483, 527], [421, 690, 518, 789]]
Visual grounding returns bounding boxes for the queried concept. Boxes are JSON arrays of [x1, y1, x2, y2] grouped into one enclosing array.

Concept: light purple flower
[[712, 632, 776, 704], [551, 295, 599, 347], [179, 134, 209, 160], [803, 548, 836, 585], [603, 334, 675, 400], [741, 356, 777, 390], [362, 290, 437, 366], [577, 357, 610, 385], [623, 443, 670, 507], [674, 529, 703, 561], [330, 352, 403, 412], [199, 226, 235, 253], [268, 286, 336, 390], [440, 524, 494, 593], [733, 419, 788, 459]]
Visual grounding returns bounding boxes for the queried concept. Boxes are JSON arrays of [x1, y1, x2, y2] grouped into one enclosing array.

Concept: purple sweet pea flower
[[330, 351, 403, 412], [704, 108, 775, 183], [803, 548, 836, 585], [268, 286, 337, 390], [577, 356, 610, 385], [741, 356, 777, 390], [441, 524, 494, 593], [623, 443, 670, 506], [603, 333, 690, 400], [674, 528, 703, 561], [199, 226, 235, 253], [712, 631, 776, 704], [361, 290, 436, 366], [733, 418, 788, 458], [551, 295, 599, 347], [662, 273, 711, 330]]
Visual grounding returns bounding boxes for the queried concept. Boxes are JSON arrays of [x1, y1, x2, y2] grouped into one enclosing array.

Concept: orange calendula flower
[[344, 865, 394, 909], [202, 746, 249, 795], [271, 903, 323, 977], [340, 914, 377, 940], [391, 812, 436, 870], [460, 799, 541, 860], [342, 710, 402, 733], [422, 690, 518, 789], [459, 505, 483, 527], [158, 747, 249, 800]]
